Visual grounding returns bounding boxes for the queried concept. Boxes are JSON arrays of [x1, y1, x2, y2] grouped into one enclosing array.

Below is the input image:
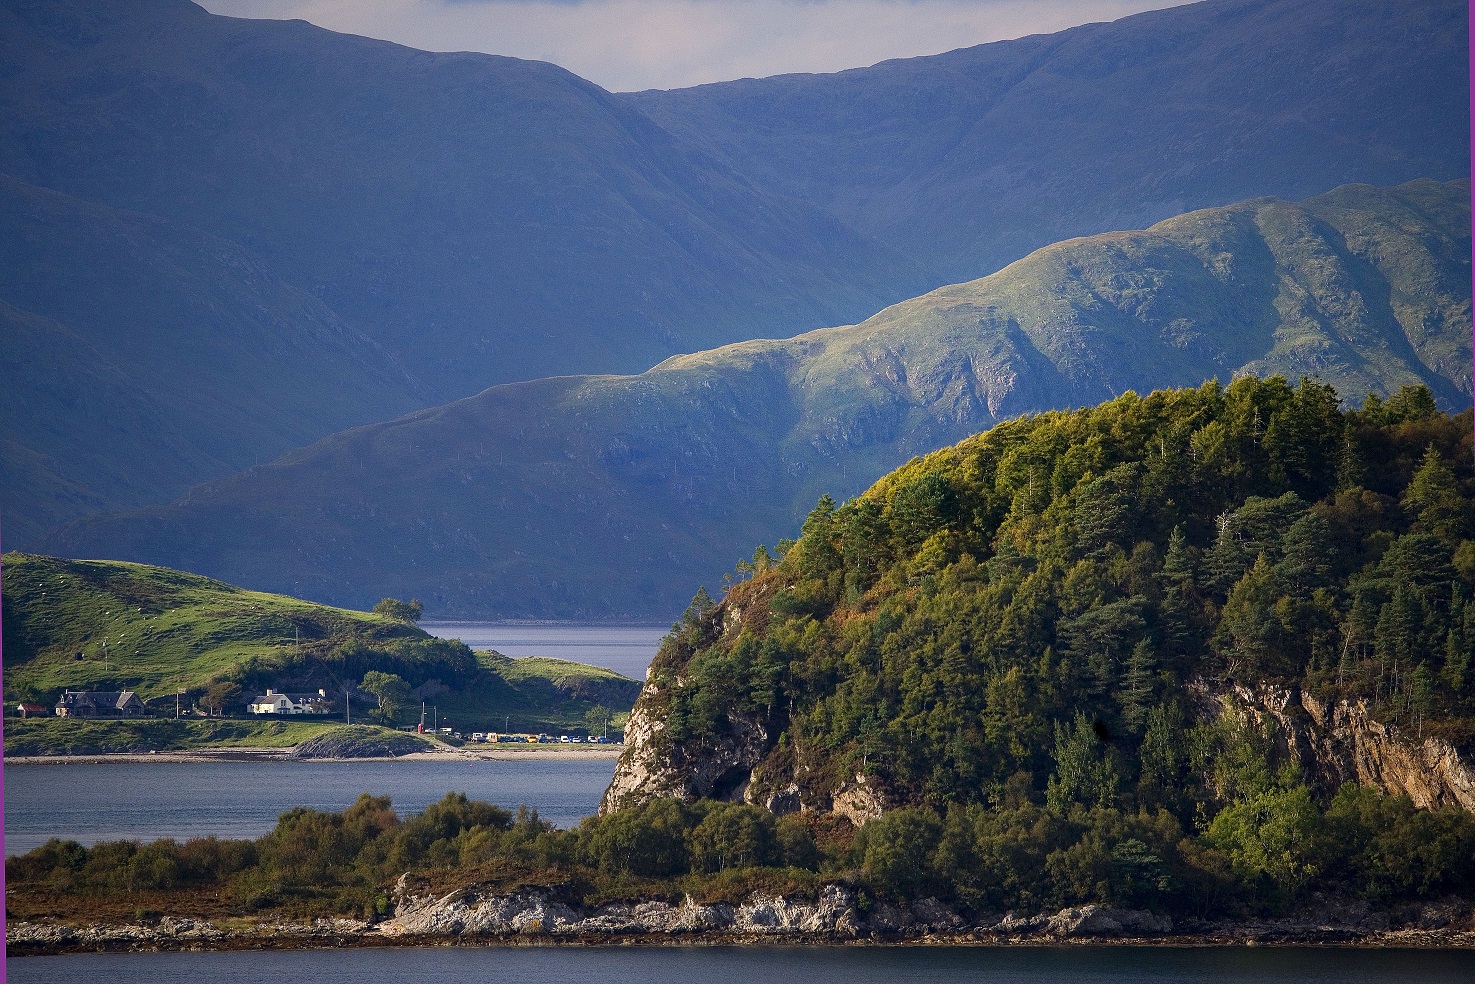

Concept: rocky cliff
[[605, 669, 1475, 822], [1206, 683, 1475, 812]]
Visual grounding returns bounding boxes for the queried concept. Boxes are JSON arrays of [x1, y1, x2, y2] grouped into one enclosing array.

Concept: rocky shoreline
[[10, 883, 1473, 956]]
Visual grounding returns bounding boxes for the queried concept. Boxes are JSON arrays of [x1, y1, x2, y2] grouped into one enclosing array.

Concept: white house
[[247, 688, 332, 715]]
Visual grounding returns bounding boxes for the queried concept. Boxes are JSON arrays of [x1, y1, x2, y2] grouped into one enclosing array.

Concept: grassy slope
[[2, 718, 345, 756], [1, 553, 643, 742], [0, 552, 422, 698], [42, 181, 1473, 619]]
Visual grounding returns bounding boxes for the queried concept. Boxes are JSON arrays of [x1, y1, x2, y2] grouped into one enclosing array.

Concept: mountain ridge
[[43, 180, 1473, 619], [4, 0, 1467, 545], [628, 0, 1470, 285]]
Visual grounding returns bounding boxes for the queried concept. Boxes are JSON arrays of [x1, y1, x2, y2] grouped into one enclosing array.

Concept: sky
[[199, 0, 1193, 92]]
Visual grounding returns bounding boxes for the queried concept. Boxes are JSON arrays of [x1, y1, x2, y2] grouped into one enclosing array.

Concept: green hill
[[0, 553, 641, 741], [44, 181, 1472, 619], [609, 377, 1475, 817], [599, 377, 1475, 910]]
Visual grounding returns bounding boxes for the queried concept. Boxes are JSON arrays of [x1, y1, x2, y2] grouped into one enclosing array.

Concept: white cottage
[[247, 688, 331, 715]]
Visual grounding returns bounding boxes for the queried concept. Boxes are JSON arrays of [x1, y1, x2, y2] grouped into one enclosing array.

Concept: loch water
[[2, 757, 616, 855], [5, 622, 660, 855], [8, 943, 1474, 982]]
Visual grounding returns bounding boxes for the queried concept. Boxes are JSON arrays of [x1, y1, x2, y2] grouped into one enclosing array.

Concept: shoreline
[[2, 744, 625, 765], [8, 921, 1474, 957]]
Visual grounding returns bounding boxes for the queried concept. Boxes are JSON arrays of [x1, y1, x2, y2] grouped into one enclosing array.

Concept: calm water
[[421, 621, 667, 680], [8, 945, 1473, 981], [2, 758, 614, 855]]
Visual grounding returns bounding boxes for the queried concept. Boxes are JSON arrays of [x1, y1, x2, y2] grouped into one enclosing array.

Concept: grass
[[1, 717, 349, 756], [2, 552, 421, 702], [2, 552, 645, 749]]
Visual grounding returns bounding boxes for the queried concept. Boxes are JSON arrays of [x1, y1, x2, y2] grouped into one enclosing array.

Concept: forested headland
[[10, 378, 1475, 947]]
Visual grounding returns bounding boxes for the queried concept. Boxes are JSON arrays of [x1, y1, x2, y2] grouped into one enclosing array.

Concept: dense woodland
[[640, 376, 1475, 908], [11, 378, 1475, 925]]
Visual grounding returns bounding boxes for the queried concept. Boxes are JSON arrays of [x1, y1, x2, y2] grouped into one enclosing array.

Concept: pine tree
[[1402, 445, 1469, 544], [1119, 639, 1157, 733]]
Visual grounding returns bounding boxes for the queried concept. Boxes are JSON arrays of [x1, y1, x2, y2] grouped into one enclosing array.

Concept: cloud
[[200, 0, 1190, 92]]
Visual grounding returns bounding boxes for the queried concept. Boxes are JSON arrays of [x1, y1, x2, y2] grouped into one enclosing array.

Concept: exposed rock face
[[829, 774, 889, 826], [601, 677, 772, 815], [380, 878, 1175, 941], [382, 876, 872, 939], [12, 894, 1474, 954], [5, 915, 368, 951], [608, 573, 1474, 824], [1206, 682, 1475, 812]]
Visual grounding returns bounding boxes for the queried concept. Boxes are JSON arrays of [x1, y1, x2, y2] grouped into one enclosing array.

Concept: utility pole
[[345, 687, 351, 725]]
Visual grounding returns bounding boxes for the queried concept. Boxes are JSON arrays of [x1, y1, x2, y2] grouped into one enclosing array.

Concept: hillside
[[629, 0, 1470, 287], [607, 378, 1475, 815], [0, 553, 641, 736], [0, 0, 924, 540], [43, 181, 1473, 618], [0, 174, 427, 545], [4, 0, 1467, 545]]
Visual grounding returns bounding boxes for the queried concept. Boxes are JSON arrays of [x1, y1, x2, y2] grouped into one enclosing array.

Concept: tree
[[1118, 640, 1157, 733], [1046, 712, 1120, 813], [856, 806, 943, 899], [1276, 512, 1335, 595], [198, 681, 243, 718], [1206, 785, 1325, 903], [1215, 554, 1290, 677], [584, 705, 613, 739], [1402, 446, 1469, 545], [688, 804, 777, 872], [582, 798, 691, 876], [359, 671, 413, 722], [373, 597, 424, 623]]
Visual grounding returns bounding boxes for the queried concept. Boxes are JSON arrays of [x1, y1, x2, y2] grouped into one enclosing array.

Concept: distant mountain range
[[630, 0, 1472, 286], [45, 180, 1472, 618], [0, 173, 426, 544], [2, 0, 1468, 545]]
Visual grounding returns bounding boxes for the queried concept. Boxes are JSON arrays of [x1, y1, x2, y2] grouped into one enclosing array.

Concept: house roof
[[57, 691, 141, 709]]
